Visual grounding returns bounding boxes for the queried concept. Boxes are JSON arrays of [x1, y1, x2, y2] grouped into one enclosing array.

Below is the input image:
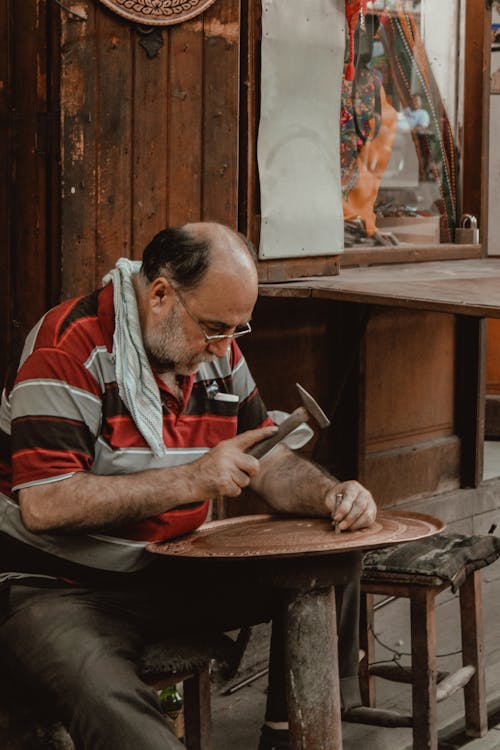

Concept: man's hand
[[324, 480, 376, 531], [192, 426, 278, 499]]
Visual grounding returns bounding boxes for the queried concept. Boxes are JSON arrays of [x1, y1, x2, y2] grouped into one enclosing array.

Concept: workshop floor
[[208, 442, 500, 750]]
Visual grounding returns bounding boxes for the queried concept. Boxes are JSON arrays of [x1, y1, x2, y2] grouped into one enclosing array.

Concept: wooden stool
[[349, 532, 500, 750], [0, 630, 248, 749]]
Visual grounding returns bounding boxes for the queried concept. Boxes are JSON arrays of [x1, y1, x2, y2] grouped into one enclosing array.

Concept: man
[[403, 94, 430, 132], [0, 222, 376, 749]]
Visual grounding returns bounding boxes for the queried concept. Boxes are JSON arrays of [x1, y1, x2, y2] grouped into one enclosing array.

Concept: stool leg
[[459, 570, 487, 738], [410, 587, 438, 750], [359, 592, 376, 707], [183, 667, 211, 750]]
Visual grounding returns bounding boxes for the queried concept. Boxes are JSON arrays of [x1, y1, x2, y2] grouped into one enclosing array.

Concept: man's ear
[[149, 277, 174, 311]]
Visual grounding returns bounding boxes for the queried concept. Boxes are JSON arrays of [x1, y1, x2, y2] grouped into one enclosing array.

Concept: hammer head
[[296, 383, 330, 429]]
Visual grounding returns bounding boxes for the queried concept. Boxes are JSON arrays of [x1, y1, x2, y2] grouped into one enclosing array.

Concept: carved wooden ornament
[[98, 0, 218, 26]]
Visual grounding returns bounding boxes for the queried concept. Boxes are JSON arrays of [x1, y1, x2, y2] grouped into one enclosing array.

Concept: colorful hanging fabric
[[378, 2, 458, 239], [344, 0, 368, 80], [341, 67, 382, 199], [342, 75, 398, 236]]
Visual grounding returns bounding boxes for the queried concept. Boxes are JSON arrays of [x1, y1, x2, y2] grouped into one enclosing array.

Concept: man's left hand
[[324, 480, 376, 531]]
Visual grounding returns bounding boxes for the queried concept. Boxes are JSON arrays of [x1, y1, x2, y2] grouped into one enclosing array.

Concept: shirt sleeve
[[10, 347, 102, 490]]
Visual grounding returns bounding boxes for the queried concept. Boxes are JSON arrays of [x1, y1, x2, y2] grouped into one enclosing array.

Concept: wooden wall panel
[[131, 34, 168, 255], [486, 319, 500, 395], [202, 0, 241, 226], [364, 437, 461, 506], [8, 1, 55, 364], [167, 20, 204, 226], [455, 316, 485, 486], [95, 10, 133, 281], [244, 299, 464, 507], [242, 298, 334, 414], [484, 319, 500, 440], [46, 5, 62, 313], [364, 310, 456, 452], [60, 1, 97, 298], [0, 0, 12, 380], [12, 1, 48, 325], [0, 0, 60, 379], [242, 297, 368, 484], [360, 309, 459, 503], [485, 319, 500, 437]]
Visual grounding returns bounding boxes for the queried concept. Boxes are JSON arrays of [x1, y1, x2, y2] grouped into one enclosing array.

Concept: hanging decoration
[[378, 5, 458, 239], [98, 0, 217, 26], [344, 0, 368, 80], [340, 10, 398, 238]]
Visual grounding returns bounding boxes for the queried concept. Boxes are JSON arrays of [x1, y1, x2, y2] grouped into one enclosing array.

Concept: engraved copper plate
[[148, 510, 445, 559], [98, 0, 217, 26]]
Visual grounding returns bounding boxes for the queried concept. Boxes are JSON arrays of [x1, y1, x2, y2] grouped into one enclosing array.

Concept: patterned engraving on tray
[[149, 512, 445, 559]]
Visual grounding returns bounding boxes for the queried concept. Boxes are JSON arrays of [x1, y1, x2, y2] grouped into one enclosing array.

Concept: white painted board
[[257, 0, 345, 259]]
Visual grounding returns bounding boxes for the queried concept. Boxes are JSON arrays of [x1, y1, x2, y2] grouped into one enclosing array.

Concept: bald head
[[185, 222, 257, 285], [141, 222, 257, 292]]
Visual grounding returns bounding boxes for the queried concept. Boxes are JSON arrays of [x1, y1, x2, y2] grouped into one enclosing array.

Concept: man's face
[[143, 265, 258, 376], [143, 300, 216, 374]]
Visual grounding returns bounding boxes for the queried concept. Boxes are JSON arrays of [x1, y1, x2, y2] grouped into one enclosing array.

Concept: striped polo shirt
[[0, 282, 271, 576]]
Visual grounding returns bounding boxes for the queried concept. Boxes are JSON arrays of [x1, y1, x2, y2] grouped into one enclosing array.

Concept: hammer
[[247, 383, 331, 460]]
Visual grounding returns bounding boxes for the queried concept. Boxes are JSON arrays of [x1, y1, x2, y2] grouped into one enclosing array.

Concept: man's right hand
[[192, 426, 278, 498]]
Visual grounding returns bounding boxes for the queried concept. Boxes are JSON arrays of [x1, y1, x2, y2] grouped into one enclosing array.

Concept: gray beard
[[143, 305, 214, 374]]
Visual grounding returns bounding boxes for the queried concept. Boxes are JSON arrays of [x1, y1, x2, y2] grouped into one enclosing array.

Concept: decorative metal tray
[[98, 0, 217, 26], [148, 510, 445, 559]]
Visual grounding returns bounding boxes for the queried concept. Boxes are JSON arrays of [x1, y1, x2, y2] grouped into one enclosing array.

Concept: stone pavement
[[210, 554, 500, 749]]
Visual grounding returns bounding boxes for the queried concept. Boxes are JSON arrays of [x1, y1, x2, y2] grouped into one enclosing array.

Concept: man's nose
[[206, 337, 231, 358]]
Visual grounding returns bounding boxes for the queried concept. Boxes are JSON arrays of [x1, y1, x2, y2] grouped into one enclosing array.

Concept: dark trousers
[[0, 558, 361, 750]]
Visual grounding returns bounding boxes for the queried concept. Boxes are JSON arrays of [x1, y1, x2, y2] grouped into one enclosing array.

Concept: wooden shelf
[[259, 258, 500, 318], [256, 244, 482, 282]]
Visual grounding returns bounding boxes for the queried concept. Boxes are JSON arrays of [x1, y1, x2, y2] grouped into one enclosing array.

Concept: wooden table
[[148, 511, 444, 750], [259, 258, 500, 318], [256, 257, 500, 493]]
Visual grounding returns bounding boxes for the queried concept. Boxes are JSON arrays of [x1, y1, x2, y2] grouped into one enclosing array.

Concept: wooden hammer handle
[[247, 406, 309, 459]]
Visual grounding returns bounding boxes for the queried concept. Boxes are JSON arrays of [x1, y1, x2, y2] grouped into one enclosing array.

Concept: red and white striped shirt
[[0, 282, 271, 575]]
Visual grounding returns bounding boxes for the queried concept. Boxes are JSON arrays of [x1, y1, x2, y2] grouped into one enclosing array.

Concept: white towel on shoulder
[[102, 258, 165, 457]]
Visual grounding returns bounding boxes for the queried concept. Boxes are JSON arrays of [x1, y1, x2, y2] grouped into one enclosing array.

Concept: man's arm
[[18, 425, 277, 533], [250, 443, 376, 531]]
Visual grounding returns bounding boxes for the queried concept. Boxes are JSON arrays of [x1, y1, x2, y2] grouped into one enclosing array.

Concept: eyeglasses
[[170, 285, 252, 342]]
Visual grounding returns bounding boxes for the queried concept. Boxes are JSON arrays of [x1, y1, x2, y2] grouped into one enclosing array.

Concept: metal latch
[[455, 214, 479, 244]]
